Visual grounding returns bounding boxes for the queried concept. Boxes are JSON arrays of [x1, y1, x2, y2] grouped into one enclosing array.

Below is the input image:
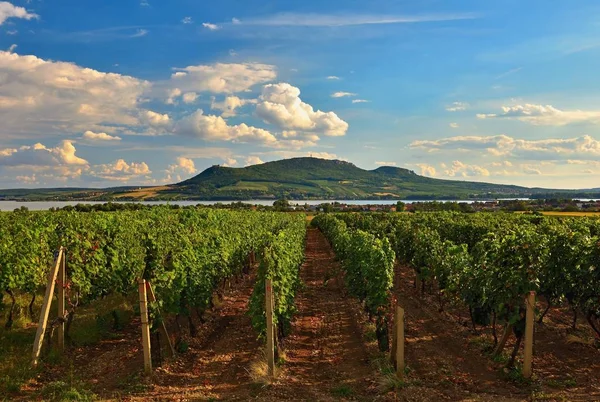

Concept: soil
[[14, 227, 600, 401]]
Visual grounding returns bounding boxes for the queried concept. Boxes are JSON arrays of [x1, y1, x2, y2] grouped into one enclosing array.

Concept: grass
[[371, 355, 409, 393], [0, 291, 136, 398], [539, 211, 600, 217], [331, 384, 354, 398]]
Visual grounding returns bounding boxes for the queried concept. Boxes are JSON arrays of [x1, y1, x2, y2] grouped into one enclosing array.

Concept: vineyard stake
[[32, 247, 63, 367], [523, 291, 535, 378], [57, 250, 66, 352], [266, 279, 275, 378], [396, 305, 405, 379], [138, 279, 152, 374], [145, 282, 175, 358]]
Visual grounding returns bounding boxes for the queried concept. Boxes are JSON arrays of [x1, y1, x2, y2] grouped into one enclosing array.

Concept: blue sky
[[1, 0, 599, 189]]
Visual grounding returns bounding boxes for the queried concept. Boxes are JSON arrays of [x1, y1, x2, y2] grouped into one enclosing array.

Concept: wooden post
[[265, 279, 275, 378], [523, 291, 535, 378], [57, 251, 66, 352], [145, 282, 175, 358], [396, 305, 405, 379], [32, 248, 63, 367], [138, 279, 152, 374]]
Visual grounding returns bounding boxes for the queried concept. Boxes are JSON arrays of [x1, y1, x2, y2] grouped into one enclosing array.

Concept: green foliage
[[249, 215, 306, 338], [325, 212, 600, 335], [313, 214, 395, 351], [0, 208, 306, 336]]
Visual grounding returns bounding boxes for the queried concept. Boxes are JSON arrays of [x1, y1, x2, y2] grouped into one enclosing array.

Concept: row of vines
[[0, 208, 306, 342], [315, 212, 600, 365]]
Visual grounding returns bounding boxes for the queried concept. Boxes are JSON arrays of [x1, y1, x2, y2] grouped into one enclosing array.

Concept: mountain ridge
[[1, 157, 598, 201]]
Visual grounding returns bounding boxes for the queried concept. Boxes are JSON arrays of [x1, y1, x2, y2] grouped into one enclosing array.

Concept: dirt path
[[394, 266, 527, 401], [141, 270, 263, 401], [258, 228, 381, 401]]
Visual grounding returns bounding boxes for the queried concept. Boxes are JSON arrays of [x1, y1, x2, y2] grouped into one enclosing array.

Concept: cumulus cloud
[[326, 76, 340, 80], [245, 156, 264, 166], [140, 110, 170, 127], [168, 62, 276, 94], [81, 131, 122, 141], [375, 161, 396, 166], [411, 134, 600, 160], [182, 16, 192, 24], [0, 50, 149, 137], [449, 122, 459, 128], [176, 109, 277, 144], [256, 83, 348, 136], [210, 95, 255, 117], [0, 140, 87, 167], [182, 92, 198, 104], [165, 88, 182, 104], [91, 159, 151, 181], [0, 1, 38, 25], [352, 99, 369, 104], [415, 163, 436, 177], [331, 91, 356, 98], [202, 22, 220, 30], [221, 158, 238, 167], [167, 156, 196, 175], [444, 160, 490, 177], [476, 103, 600, 126], [446, 102, 468, 112]]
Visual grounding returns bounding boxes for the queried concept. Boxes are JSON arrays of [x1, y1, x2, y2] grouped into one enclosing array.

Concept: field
[[1, 209, 599, 401]]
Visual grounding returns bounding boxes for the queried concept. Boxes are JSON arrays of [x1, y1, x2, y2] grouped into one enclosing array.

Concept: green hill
[[2, 157, 598, 201], [162, 157, 536, 200]]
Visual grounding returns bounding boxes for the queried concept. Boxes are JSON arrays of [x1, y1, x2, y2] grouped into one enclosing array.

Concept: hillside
[[161, 157, 539, 200], [2, 157, 599, 201]]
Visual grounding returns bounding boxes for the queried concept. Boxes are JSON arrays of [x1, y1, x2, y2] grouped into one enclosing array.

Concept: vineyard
[[1, 208, 600, 400]]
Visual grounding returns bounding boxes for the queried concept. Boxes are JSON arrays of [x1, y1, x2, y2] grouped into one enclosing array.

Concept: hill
[[1, 157, 599, 201], [159, 157, 545, 200]]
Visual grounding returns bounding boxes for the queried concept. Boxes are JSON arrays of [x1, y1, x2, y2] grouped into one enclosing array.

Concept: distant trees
[[396, 201, 406, 212]]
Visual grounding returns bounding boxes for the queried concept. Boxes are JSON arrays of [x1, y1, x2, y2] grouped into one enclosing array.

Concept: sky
[[0, 0, 599, 190]]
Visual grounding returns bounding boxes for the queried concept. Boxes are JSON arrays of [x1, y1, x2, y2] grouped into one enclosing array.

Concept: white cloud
[[210, 95, 255, 117], [182, 16, 192, 24], [91, 159, 151, 181], [232, 18, 241, 24], [165, 88, 182, 104], [7, 43, 16, 53], [521, 165, 542, 175], [240, 12, 479, 27], [495, 67, 522, 80], [0, 1, 38, 25], [449, 122, 459, 128], [81, 131, 122, 141], [331, 91, 356, 98], [245, 156, 264, 166], [326, 76, 340, 80], [131, 29, 148, 38], [0, 50, 150, 138], [0, 140, 87, 167], [167, 156, 196, 175], [202, 22, 220, 30], [375, 161, 396, 166], [176, 109, 277, 144], [256, 83, 348, 136], [446, 101, 468, 112], [476, 103, 600, 126], [352, 99, 369, 104], [411, 134, 600, 160], [222, 158, 238, 167], [140, 110, 170, 127], [140, 0, 149, 6], [415, 163, 436, 177], [182, 92, 198, 104], [444, 161, 490, 177], [168, 62, 276, 94]]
